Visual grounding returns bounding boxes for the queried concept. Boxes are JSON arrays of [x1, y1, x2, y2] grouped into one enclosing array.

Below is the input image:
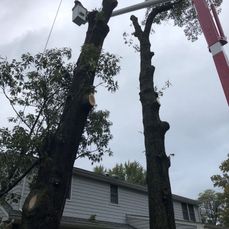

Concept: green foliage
[[96, 52, 120, 92], [80, 44, 120, 93], [78, 109, 113, 163], [93, 165, 107, 174], [198, 189, 223, 225], [211, 154, 229, 227], [0, 47, 120, 201], [94, 161, 146, 185], [123, 32, 140, 53], [143, 0, 223, 41], [154, 80, 172, 97], [80, 44, 101, 72], [0, 156, 22, 203]]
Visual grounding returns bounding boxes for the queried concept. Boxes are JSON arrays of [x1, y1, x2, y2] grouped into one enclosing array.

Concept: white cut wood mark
[[28, 195, 37, 210]]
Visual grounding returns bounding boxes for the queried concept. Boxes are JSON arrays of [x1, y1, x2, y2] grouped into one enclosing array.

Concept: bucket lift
[[72, 1, 88, 26], [72, 0, 229, 106]]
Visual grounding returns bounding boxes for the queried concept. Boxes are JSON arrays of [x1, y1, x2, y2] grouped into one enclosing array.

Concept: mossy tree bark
[[130, 3, 178, 229], [20, 1, 117, 228]]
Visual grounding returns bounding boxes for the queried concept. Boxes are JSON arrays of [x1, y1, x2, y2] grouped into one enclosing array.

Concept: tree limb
[[102, 0, 118, 23], [144, 0, 183, 37], [2, 87, 30, 130], [0, 159, 40, 199], [130, 15, 143, 39], [75, 148, 100, 160], [29, 100, 47, 137]]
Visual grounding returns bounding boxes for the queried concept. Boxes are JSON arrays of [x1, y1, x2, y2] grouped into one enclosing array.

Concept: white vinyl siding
[[174, 200, 184, 220], [6, 179, 24, 210], [176, 223, 197, 229], [62, 175, 201, 225], [0, 207, 7, 219], [0, 169, 201, 229], [126, 215, 201, 229], [173, 201, 200, 223], [63, 175, 149, 224]]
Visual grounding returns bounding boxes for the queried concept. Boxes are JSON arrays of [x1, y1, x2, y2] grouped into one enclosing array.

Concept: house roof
[[204, 225, 229, 229], [73, 167, 199, 206], [3, 209, 134, 229], [61, 216, 135, 229]]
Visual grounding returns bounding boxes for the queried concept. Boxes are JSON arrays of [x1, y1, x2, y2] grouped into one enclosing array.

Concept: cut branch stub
[[88, 93, 96, 106], [130, 15, 143, 38], [28, 195, 38, 211], [82, 93, 96, 110]]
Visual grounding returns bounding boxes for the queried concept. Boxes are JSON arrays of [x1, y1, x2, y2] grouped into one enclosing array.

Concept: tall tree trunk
[[130, 3, 178, 229], [20, 1, 117, 229], [140, 37, 175, 229]]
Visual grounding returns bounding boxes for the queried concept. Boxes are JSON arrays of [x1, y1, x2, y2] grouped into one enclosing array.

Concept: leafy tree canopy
[[198, 189, 223, 225], [123, 0, 223, 52], [94, 161, 146, 185], [0, 47, 120, 201], [211, 154, 229, 227], [143, 0, 223, 41]]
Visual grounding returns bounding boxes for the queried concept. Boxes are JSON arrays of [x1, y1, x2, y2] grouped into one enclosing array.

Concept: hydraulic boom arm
[[192, 0, 229, 106]]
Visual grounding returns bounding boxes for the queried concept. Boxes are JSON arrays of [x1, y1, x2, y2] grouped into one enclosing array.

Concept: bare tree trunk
[[20, 1, 117, 228], [130, 3, 178, 229]]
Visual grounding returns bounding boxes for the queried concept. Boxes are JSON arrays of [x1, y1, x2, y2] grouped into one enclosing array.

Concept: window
[[181, 203, 196, 222], [110, 184, 118, 204], [182, 203, 189, 220], [188, 204, 196, 222]]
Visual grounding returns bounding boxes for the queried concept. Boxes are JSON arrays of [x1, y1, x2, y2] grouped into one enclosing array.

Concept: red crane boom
[[192, 0, 229, 106]]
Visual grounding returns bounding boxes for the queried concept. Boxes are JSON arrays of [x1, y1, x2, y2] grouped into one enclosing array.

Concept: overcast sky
[[0, 0, 228, 199]]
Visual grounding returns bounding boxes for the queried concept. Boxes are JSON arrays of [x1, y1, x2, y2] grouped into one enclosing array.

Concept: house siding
[[0, 207, 7, 219], [174, 200, 184, 220], [63, 175, 149, 224], [2, 180, 24, 211], [62, 175, 200, 225], [126, 215, 202, 229], [173, 200, 201, 223], [194, 205, 201, 223], [1, 169, 201, 228], [176, 223, 197, 229], [18, 178, 30, 210]]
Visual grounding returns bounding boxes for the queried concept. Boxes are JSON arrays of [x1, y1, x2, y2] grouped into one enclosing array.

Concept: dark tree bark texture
[[130, 3, 179, 229], [20, 1, 118, 228]]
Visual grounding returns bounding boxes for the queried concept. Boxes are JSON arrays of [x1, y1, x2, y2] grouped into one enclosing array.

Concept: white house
[[0, 168, 210, 229]]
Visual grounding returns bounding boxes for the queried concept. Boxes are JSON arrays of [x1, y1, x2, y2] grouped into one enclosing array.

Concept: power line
[[43, 0, 63, 52]]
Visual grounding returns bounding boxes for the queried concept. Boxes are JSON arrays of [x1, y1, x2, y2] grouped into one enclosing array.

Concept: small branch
[[2, 87, 30, 130], [130, 15, 143, 39], [75, 149, 99, 160], [144, 0, 182, 37], [0, 159, 40, 199], [29, 101, 47, 137], [75, 152, 89, 160], [95, 82, 105, 88]]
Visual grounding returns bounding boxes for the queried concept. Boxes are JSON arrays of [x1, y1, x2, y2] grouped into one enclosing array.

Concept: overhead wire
[[17, 0, 64, 127], [43, 0, 63, 53]]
